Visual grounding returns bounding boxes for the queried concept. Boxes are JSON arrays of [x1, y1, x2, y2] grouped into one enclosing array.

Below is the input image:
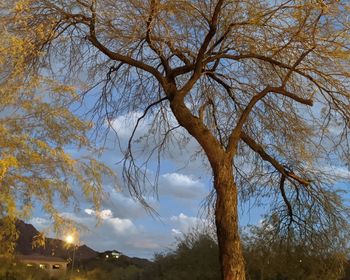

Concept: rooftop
[[17, 254, 67, 263]]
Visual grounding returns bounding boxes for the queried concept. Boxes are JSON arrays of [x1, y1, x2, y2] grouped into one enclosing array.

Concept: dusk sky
[[24, 99, 349, 260], [27, 105, 268, 260], [19, 60, 348, 261], [23, 94, 349, 260]]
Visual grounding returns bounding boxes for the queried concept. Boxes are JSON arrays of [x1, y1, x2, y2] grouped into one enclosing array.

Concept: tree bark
[[214, 161, 246, 280], [169, 95, 245, 279]]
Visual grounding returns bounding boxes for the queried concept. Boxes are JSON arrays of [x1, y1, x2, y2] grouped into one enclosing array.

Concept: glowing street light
[[65, 235, 74, 244], [65, 234, 76, 274]]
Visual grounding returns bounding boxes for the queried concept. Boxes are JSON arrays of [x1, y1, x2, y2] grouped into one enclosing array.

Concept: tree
[[2, 0, 350, 279], [146, 229, 220, 280], [244, 222, 348, 280], [143, 224, 347, 280], [0, 1, 115, 256]]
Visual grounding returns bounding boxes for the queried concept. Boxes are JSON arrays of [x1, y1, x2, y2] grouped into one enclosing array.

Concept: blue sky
[[28, 109, 211, 259], [27, 106, 268, 259], [28, 99, 350, 260]]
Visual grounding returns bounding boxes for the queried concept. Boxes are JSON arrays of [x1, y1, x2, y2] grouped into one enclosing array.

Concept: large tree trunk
[[214, 161, 246, 280], [168, 96, 245, 279]]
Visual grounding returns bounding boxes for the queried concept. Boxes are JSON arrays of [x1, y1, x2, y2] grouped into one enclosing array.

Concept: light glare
[[66, 235, 74, 244]]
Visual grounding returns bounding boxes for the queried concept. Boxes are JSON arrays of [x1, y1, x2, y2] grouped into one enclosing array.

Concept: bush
[[0, 260, 50, 280], [142, 230, 220, 280]]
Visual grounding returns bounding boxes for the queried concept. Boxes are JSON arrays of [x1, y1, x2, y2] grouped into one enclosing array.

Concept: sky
[[27, 106, 268, 260]]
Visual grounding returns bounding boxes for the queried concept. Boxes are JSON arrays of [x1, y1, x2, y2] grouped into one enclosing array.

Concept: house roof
[[17, 254, 67, 263]]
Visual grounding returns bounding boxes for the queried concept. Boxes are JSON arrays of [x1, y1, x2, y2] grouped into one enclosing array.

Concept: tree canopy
[[1, 0, 350, 278]]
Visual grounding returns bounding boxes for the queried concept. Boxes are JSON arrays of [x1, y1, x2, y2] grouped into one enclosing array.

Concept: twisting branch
[[197, 98, 224, 146], [122, 96, 169, 212], [127, 96, 169, 155], [87, 34, 166, 87], [172, 64, 195, 78], [208, 98, 224, 146], [282, 47, 315, 87], [145, 0, 171, 75], [89, 0, 96, 35], [179, 0, 224, 95], [205, 72, 240, 106], [279, 175, 294, 228], [206, 52, 325, 96], [241, 131, 311, 186], [226, 85, 313, 155], [227, 86, 272, 155], [206, 20, 251, 56], [195, 0, 224, 67], [76, 0, 90, 8], [269, 87, 314, 106], [80, 3, 166, 88], [165, 41, 192, 66], [146, 34, 196, 66]]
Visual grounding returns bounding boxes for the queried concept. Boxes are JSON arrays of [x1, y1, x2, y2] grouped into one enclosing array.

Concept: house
[[100, 250, 122, 260], [17, 255, 68, 277]]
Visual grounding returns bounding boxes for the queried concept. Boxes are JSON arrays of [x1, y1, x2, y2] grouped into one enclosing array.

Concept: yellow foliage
[[0, 0, 117, 256], [0, 156, 18, 180]]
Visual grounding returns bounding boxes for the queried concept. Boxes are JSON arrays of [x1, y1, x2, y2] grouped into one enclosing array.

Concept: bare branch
[[205, 52, 328, 97], [82, 5, 167, 88], [241, 131, 311, 186], [227, 86, 271, 155], [269, 87, 314, 106], [282, 47, 315, 87], [279, 175, 294, 228], [127, 96, 169, 154], [145, 0, 171, 75], [87, 33, 166, 87], [179, 0, 225, 95]]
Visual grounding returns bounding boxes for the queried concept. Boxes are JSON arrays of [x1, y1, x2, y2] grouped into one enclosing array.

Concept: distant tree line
[[72, 226, 350, 280], [141, 226, 349, 280], [1, 225, 349, 280]]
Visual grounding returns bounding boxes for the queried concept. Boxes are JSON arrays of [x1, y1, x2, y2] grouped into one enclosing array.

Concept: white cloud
[[28, 217, 50, 230], [159, 173, 207, 199], [84, 208, 136, 234], [102, 190, 158, 219], [26, 111, 213, 258], [171, 228, 182, 235], [108, 217, 135, 234], [72, 209, 208, 258], [170, 213, 205, 233], [76, 218, 171, 258], [84, 209, 113, 220], [84, 209, 94, 216], [102, 208, 115, 217], [109, 111, 149, 141], [59, 208, 172, 257]]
